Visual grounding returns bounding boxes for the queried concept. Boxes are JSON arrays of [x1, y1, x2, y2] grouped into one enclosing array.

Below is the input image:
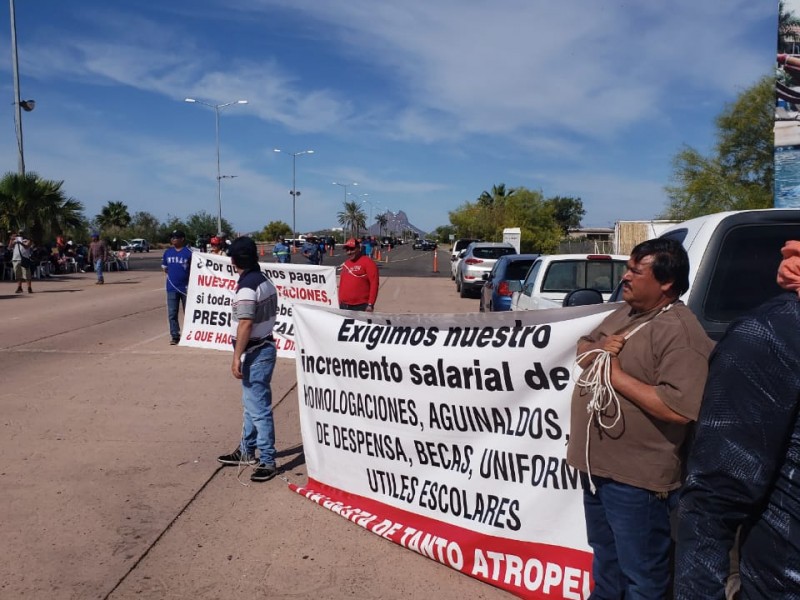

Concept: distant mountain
[[363, 210, 428, 238]]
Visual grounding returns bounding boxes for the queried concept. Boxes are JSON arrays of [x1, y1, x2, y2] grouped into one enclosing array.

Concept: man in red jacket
[[338, 237, 379, 312]]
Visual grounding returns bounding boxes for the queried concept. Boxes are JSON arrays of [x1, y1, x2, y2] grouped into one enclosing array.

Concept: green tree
[[433, 224, 456, 244], [0, 171, 85, 243], [125, 211, 161, 242], [449, 186, 561, 253], [96, 201, 132, 229], [664, 75, 774, 220], [259, 220, 292, 241], [477, 183, 515, 207], [182, 211, 234, 244], [337, 200, 367, 238], [546, 196, 585, 235]]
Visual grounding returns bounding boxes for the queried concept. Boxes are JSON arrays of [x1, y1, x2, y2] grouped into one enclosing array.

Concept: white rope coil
[[573, 303, 673, 493]]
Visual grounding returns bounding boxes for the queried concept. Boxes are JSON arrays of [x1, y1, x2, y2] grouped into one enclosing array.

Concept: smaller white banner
[[180, 252, 338, 357]]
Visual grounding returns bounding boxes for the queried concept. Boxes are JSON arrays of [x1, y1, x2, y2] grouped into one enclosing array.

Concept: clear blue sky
[[0, 1, 776, 235]]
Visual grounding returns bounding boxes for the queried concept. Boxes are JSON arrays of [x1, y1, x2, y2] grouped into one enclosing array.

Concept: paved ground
[[0, 249, 514, 599]]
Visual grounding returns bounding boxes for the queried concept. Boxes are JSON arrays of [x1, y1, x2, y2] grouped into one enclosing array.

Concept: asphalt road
[[129, 242, 449, 279], [0, 248, 511, 599]]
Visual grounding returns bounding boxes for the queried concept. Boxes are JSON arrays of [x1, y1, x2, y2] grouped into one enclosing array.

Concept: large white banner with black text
[[290, 304, 616, 599], [179, 252, 338, 357]]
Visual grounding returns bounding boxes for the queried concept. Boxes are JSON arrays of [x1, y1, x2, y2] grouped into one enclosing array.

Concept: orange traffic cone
[[260, 244, 265, 257], [432, 249, 439, 273], [376, 248, 382, 261]]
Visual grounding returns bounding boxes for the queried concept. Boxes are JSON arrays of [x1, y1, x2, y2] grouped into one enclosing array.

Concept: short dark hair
[[630, 238, 690, 296], [229, 236, 259, 270]]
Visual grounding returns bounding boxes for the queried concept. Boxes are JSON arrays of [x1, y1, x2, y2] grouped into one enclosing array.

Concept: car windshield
[[472, 247, 515, 259], [542, 260, 626, 293], [505, 260, 535, 280]]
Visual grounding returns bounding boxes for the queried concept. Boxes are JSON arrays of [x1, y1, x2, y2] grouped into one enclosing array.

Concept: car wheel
[[459, 282, 469, 299], [455, 276, 461, 292]]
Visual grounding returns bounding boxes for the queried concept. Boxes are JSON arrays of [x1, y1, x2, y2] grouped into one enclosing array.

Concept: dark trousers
[[582, 474, 674, 599], [339, 302, 369, 311]]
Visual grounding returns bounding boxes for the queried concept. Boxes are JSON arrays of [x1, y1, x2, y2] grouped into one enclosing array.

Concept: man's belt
[[245, 334, 275, 350]]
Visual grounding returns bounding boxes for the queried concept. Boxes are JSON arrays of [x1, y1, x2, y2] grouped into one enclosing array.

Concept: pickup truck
[[646, 208, 800, 340], [509, 253, 628, 311]]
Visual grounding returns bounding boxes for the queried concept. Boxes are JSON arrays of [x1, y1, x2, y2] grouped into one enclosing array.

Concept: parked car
[[479, 253, 540, 312], [510, 253, 628, 311], [449, 238, 480, 280], [608, 208, 800, 340], [118, 239, 133, 252], [129, 238, 150, 253], [455, 242, 517, 298], [413, 239, 436, 250]]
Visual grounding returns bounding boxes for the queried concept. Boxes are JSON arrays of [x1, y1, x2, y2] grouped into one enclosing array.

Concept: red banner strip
[[290, 478, 593, 599]]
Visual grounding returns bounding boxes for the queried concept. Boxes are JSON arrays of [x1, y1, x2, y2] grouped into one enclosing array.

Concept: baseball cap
[[210, 236, 221, 245], [229, 236, 257, 258], [170, 230, 185, 239], [343, 238, 360, 249]]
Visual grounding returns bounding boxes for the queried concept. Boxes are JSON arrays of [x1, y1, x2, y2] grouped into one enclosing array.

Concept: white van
[[510, 253, 628, 311]]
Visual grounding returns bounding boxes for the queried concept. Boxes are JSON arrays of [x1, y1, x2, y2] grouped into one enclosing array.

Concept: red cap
[[210, 236, 221, 245], [343, 238, 360, 249]]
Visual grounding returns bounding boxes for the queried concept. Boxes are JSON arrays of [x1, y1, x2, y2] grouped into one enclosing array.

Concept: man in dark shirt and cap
[[217, 237, 280, 482]]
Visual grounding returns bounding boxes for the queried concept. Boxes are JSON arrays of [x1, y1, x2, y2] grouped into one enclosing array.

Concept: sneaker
[[250, 463, 278, 482], [217, 448, 258, 466], [15, 288, 23, 294], [170, 337, 179, 345]]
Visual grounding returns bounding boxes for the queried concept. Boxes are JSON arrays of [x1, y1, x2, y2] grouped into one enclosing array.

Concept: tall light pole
[[333, 181, 358, 204], [9, 0, 34, 176], [184, 97, 248, 234], [274, 149, 314, 242]]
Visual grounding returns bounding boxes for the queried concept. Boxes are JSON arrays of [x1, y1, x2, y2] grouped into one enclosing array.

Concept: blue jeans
[[240, 343, 276, 466], [582, 474, 674, 600], [94, 259, 104, 282], [166, 290, 186, 340]]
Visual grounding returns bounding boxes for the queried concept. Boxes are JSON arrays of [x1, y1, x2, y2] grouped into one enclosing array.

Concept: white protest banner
[[180, 252, 338, 357], [291, 304, 616, 599]]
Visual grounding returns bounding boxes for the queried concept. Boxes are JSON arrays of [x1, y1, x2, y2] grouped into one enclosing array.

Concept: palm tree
[[96, 201, 132, 230], [376, 213, 388, 237], [337, 200, 367, 239], [0, 171, 84, 243], [477, 183, 515, 207]]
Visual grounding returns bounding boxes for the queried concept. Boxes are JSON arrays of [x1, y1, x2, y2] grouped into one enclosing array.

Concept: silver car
[[455, 241, 516, 298]]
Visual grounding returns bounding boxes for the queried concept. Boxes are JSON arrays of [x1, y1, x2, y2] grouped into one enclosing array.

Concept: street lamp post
[[274, 149, 314, 244], [184, 97, 248, 234], [9, 0, 34, 176]]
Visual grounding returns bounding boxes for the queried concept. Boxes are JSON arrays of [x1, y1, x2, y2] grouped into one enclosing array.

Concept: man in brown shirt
[[87, 233, 109, 285], [566, 238, 713, 599]]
